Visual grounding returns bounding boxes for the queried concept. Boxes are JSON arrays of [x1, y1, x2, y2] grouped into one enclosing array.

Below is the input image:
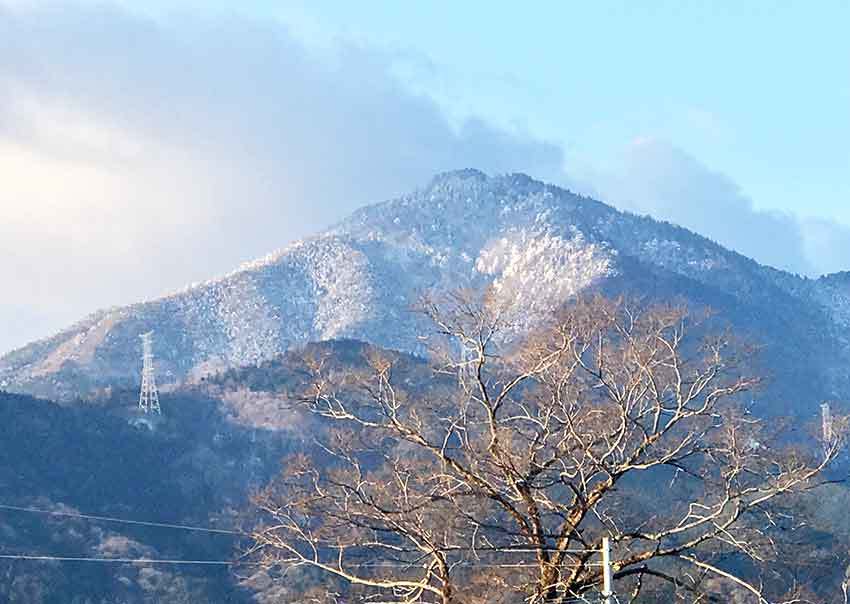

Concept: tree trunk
[[540, 566, 562, 603]]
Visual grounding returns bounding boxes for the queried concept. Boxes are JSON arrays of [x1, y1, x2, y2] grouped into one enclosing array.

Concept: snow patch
[[476, 229, 615, 329]]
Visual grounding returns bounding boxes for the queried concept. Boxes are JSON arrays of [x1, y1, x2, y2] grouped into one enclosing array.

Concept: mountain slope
[[0, 341, 415, 604], [2, 169, 847, 413], [0, 390, 261, 603]]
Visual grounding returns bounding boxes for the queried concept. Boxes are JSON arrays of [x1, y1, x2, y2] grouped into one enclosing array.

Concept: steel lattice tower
[[138, 331, 161, 414]]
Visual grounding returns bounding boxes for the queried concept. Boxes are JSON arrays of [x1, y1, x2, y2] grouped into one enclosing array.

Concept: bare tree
[[249, 292, 844, 604]]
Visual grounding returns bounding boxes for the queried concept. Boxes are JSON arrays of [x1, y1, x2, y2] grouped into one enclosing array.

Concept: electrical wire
[[0, 501, 625, 604], [0, 553, 253, 566], [0, 555, 597, 570], [0, 503, 246, 536], [0, 503, 606, 556], [0, 553, 610, 603], [0, 502, 609, 570]]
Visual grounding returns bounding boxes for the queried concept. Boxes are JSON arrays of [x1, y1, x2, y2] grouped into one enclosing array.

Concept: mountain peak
[[427, 168, 489, 187], [424, 169, 548, 195], [2, 170, 845, 409]]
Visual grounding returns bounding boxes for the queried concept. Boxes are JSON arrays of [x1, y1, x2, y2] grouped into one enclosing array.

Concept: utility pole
[[822, 402, 834, 458], [138, 331, 161, 414], [601, 536, 614, 604]]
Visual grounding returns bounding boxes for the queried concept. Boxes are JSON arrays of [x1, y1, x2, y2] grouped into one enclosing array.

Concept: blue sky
[[0, 1, 848, 352], [142, 1, 850, 222]]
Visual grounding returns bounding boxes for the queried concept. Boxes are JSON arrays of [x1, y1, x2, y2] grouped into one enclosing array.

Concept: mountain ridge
[[2, 169, 847, 409]]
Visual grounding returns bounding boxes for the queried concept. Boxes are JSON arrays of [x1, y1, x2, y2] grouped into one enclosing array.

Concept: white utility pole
[[822, 402, 834, 458], [822, 402, 833, 442], [138, 331, 161, 414], [601, 536, 614, 604]]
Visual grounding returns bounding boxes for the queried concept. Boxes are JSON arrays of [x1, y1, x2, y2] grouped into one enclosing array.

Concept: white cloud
[[0, 4, 564, 352], [1, 5, 847, 354], [587, 138, 850, 277], [801, 218, 850, 276]]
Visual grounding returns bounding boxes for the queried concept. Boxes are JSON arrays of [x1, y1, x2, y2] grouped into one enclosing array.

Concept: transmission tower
[[138, 331, 161, 414]]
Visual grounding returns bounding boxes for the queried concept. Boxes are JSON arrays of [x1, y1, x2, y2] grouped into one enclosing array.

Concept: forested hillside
[[4, 171, 849, 422]]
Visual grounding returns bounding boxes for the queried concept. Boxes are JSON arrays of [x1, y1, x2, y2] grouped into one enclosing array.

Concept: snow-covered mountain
[[2, 169, 848, 412]]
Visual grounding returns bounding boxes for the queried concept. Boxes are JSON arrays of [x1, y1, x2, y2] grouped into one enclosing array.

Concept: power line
[[0, 553, 252, 566], [0, 503, 245, 536], [0, 554, 595, 570], [0, 504, 604, 555], [0, 503, 618, 598], [0, 555, 607, 603], [0, 503, 609, 567], [430, 545, 600, 555]]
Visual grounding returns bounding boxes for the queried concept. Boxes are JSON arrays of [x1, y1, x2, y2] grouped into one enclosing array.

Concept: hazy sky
[[1, 1, 848, 353]]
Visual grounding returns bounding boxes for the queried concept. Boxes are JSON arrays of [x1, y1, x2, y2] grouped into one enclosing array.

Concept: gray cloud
[[589, 138, 850, 277], [1, 6, 847, 355], [801, 218, 850, 276], [0, 5, 564, 352]]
